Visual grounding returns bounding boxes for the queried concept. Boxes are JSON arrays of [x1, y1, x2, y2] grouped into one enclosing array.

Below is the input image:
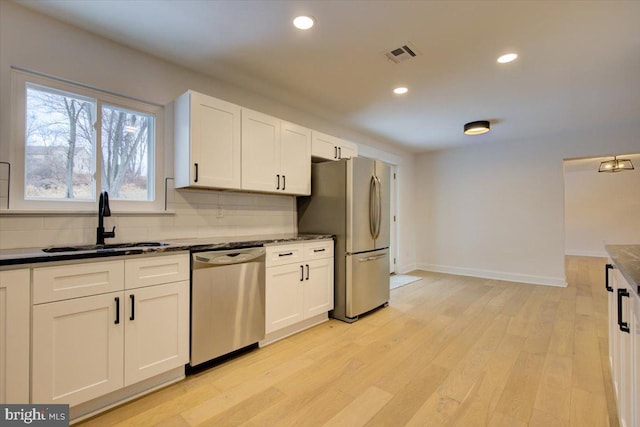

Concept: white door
[[303, 258, 334, 318], [280, 121, 311, 195], [389, 166, 397, 274], [32, 292, 124, 406], [241, 109, 280, 192], [265, 264, 304, 333], [124, 281, 189, 386], [191, 92, 241, 189], [0, 269, 30, 403]]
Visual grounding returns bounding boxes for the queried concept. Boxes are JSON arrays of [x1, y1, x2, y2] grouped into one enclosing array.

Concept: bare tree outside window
[[101, 105, 153, 200], [25, 84, 154, 202], [25, 85, 95, 200]]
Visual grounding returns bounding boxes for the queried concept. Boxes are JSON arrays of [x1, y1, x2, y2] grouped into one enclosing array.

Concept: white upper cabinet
[[311, 131, 358, 161], [280, 121, 312, 195], [241, 109, 281, 193], [174, 90, 242, 189], [242, 109, 311, 195]]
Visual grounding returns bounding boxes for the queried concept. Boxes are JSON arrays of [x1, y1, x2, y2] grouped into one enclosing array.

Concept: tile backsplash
[[0, 182, 297, 250]]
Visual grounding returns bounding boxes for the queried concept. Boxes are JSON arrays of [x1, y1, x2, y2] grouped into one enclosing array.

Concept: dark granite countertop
[[606, 245, 640, 294], [0, 233, 333, 269]]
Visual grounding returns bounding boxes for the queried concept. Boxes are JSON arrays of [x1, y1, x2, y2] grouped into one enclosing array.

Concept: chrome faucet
[[97, 191, 116, 245]]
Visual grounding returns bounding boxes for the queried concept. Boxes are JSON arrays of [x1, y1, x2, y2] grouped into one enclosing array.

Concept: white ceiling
[[15, 0, 640, 152]]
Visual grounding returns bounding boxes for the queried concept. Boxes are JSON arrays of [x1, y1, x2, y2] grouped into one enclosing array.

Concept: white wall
[[415, 123, 640, 286], [0, 1, 417, 270], [564, 165, 640, 257]]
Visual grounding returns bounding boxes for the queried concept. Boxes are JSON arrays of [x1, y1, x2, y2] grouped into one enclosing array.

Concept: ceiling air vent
[[384, 42, 420, 64]]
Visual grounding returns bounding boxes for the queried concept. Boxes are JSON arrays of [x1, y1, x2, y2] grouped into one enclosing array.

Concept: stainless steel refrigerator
[[297, 157, 390, 322]]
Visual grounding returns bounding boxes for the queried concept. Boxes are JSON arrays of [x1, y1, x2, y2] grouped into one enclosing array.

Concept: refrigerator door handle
[[369, 176, 377, 239], [358, 254, 387, 262], [375, 176, 382, 239]]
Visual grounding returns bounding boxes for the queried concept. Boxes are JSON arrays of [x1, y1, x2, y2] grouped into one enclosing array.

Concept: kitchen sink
[[42, 242, 170, 253]]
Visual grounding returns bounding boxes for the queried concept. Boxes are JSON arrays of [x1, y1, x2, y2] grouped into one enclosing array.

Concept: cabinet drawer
[[125, 254, 189, 290], [33, 261, 124, 304], [265, 243, 304, 267], [304, 240, 333, 260]]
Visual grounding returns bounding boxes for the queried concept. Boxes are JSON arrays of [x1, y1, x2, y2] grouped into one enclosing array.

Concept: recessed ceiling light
[[393, 87, 408, 95], [293, 15, 315, 30], [464, 120, 490, 135], [497, 53, 518, 64]]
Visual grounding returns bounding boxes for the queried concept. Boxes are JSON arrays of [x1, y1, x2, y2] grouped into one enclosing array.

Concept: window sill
[[0, 210, 175, 217]]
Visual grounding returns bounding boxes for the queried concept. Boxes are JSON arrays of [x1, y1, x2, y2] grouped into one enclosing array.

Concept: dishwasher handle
[[193, 247, 265, 268]]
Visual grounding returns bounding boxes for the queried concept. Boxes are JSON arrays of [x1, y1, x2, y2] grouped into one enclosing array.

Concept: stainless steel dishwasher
[[190, 247, 265, 369]]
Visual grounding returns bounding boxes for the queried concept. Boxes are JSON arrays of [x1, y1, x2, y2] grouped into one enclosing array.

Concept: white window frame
[[11, 70, 164, 212]]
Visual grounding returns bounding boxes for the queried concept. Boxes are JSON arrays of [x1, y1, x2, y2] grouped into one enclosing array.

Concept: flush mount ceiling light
[[293, 15, 315, 30], [464, 120, 490, 135], [393, 87, 408, 95], [497, 53, 518, 64], [598, 156, 635, 173]]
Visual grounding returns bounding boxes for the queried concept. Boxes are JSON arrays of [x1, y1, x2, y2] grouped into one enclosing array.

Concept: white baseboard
[[565, 250, 608, 258], [397, 263, 417, 275], [417, 263, 567, 287]]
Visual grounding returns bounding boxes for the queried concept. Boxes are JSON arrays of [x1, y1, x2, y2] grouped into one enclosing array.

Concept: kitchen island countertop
[[606, 245, 640, 295], [0, 233, 333, 269]]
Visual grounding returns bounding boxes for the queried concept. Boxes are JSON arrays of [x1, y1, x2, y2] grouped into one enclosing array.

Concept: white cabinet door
[[338, 141, 357, 159], [613, 269, 634, 427], [303, 257, 334, 318], [280, 121, 311, 195], [608, 263, 617, 372], [311, 131, 357, 161], [311, 131, 342, 161], [124, 281, 189, 386], [241, 109, 281, 193], [0, 269, 30, 403], [174, 91, 241, 189], [265, 263, 304, 334], [32, 292, 124, 406]]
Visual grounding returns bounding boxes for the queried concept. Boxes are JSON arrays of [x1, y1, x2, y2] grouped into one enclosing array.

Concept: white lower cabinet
[[124, 281, 189, 386], [0, 269, 30, 403], [32, 292, 125, 406], [31, 254, 189, 408], [265, 240, 334, 337], [608, 261, 638, 427]]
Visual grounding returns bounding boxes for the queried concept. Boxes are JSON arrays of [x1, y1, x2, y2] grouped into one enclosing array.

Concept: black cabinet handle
[[130, 294, 135, 321], [114, 297, 120, 324], [313, 248, 326, 253], [300, 265, 304, 281], [194, 163, 199, 183], [305, 264, 309, 280], [617, 288, 630, 333], [276, 174, 280, 190], [282, 175, 286, 191], [338, 147, 342, 159], [278, 252, 293, 257], [334, 146, 338, 159], [605, 263, 614, 292]]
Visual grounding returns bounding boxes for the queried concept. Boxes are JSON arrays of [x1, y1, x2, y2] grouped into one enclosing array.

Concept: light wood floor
[[79, 256, 617, 426]]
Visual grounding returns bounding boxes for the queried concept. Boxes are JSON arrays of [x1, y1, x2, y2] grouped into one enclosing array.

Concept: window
[[13, 70, 163, 211]]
